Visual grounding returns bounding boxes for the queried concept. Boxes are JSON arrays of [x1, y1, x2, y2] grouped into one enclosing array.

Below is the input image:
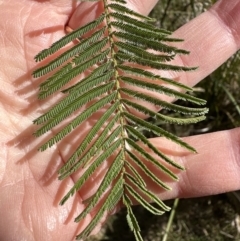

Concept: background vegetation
[[87, 1, 240, 240]]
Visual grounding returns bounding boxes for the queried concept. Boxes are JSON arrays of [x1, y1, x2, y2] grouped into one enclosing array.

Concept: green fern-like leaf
[[32, 0, 208, 240]]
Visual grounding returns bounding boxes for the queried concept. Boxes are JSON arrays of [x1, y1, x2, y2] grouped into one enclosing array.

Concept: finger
[[126, 0, 158, 15], [69, 0, 240, 86], [67, 0, 158, 30], [149, 128, 240, 200], [170, 0, 240, 87]]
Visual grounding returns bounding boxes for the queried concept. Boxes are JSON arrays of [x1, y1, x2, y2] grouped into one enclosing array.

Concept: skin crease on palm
[[0, 0, 240, 240]]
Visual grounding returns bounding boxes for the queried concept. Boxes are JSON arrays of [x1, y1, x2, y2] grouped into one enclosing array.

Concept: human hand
[[0, 0, 240, 240]]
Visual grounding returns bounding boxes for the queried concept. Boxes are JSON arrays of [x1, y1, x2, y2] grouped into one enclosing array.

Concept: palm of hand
[[0, 1, 100, 240], [0, 1, 158, 239]]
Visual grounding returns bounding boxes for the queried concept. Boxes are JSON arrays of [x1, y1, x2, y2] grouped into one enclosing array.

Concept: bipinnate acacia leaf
[[38, 49, 110, 99], [120, 77, 206, 104], [125, 124, 185, 170], [124, 112, 197, 152], [34, 14, 105, 62], [33, 28, 107, 78], [126, 150, 171, 191], [118, 65, 192, 91], [38, 92, 117, 151], [59, 125, 122, 181], [123, 194, 143, 241], [60, 138, 122, 205], [107, 3, 155, 22], [74, 150, 124, 222], [32, 0, 208, 240], [122, 99, 207, 125], [126, 173, 171, 212], [58, 111, 121, 177], [111, 21, 184, 42], [126, 137, 178, 181], [121, 88, 208, 115], [35, 83, 116, 138], [76, 176, 124, 240], [125, 161, 147, 187], [125, 181, 165, 215]]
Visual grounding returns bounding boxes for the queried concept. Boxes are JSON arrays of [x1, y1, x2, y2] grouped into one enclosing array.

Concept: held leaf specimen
[[32, 0, 208, 240]]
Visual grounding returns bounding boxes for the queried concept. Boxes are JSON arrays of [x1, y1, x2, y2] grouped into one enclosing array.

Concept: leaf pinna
[[32, 0, 208, 240]]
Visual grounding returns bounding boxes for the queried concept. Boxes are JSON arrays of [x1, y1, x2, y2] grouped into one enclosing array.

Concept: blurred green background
[[87, 1, 240, 240]]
